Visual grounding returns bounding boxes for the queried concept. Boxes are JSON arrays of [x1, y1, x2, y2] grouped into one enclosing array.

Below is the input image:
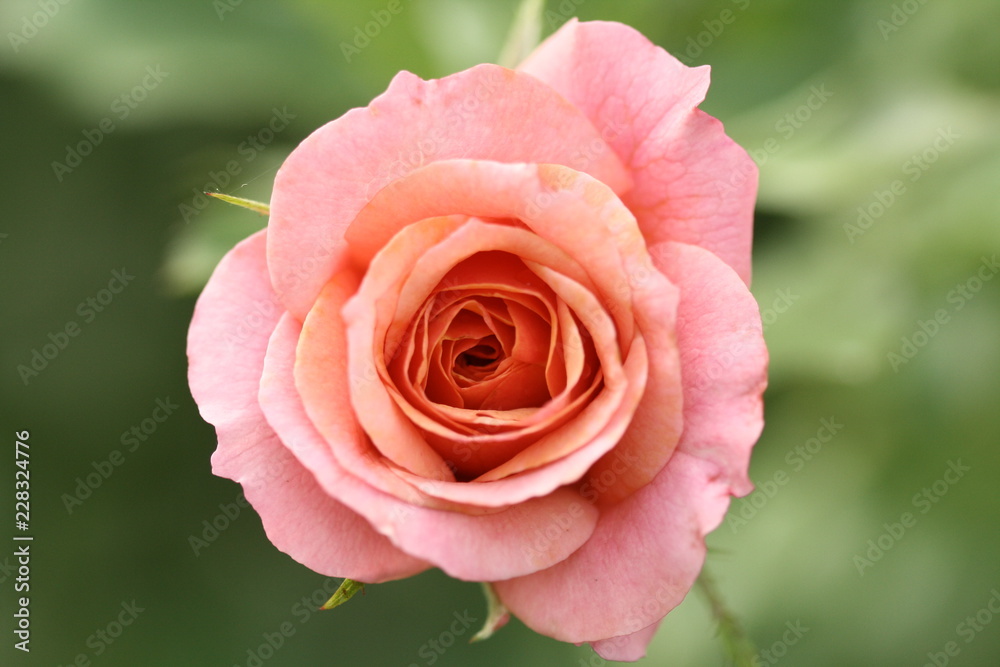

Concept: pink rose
[[188, 19, 766, 661]]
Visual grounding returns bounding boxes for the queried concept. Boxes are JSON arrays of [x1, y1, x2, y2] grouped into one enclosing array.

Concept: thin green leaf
[[206, 191, 271, 216]]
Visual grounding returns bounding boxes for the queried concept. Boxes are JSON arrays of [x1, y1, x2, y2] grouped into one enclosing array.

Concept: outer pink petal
[[492, 241, 767, 646], [267, 309, 602, 582], [591, 620, 662, 662], [519, 20, 757, 284], [187, 230, 425, 582], [581, 251, 683, 506], [653, 242, 768, 492], [493, 454, 722, 644], [267, 64, 630, 320]]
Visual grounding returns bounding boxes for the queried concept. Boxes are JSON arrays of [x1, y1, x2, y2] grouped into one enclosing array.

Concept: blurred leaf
[[160, 205, 266, 296], [497, 0, 545, 67]]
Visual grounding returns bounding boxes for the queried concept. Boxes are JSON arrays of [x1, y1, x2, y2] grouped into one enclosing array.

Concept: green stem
[[696, 568, 758, 666]]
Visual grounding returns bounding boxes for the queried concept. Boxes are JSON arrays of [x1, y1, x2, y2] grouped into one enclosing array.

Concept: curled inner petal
[[334, 214, 636, 481], [292, 159, 671, 511]]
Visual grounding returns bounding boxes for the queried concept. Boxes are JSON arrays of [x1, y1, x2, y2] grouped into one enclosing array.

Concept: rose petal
[[493, 453, 721, 642], [410, 272, 556, 422], [188, 230, 426, 582], [652, 242, 768, 493], [519, 19, 757, 284], [314, 217, 463, 482], [394, 333, 645, 505], [591, 620, 662, 661], [268, 64, 631, 319], [492, 241, 767, 643], [342, 216, 618, 478], [472, 263, 638, 482], [295, 263, 462, 505], [344, 160, 646, 345], [264, 309, 601, 581], [351, 213, 646, 485], [580, 256, 683, 507]]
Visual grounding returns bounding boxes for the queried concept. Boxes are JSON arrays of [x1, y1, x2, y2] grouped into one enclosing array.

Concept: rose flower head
[[188, 19, 767, 661]]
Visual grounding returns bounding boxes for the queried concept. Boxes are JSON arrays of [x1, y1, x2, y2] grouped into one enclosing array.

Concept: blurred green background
[[1, 0, 998, 665]]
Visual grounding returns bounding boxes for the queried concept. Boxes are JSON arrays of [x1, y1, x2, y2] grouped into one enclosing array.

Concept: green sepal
[[320, 578, 366, 611], [470, 582, 510, 643]]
